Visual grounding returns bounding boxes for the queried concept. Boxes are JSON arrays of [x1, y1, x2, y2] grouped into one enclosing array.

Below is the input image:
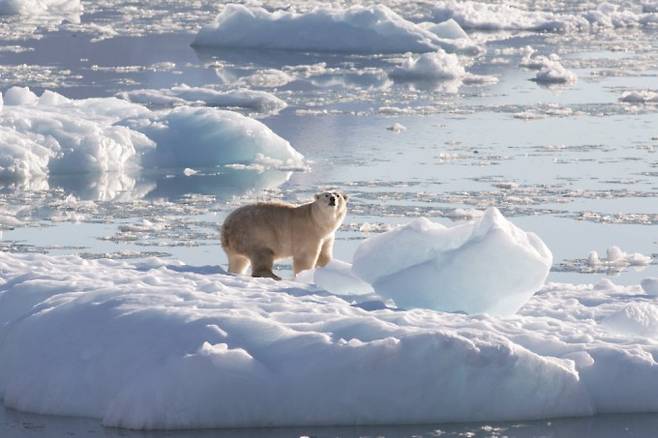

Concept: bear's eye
[[324, 194, 328, 197]]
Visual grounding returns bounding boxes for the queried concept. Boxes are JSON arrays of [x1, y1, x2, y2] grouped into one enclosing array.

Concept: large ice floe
[[352, 208, 552, 315], [3, 247, 658, 429], [0, 86, 303, 182], [193, 4, 471, 54], [0, 0, 80, 16]]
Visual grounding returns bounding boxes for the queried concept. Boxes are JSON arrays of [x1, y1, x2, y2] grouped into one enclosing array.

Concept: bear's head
[[313, 191, 348, 226]]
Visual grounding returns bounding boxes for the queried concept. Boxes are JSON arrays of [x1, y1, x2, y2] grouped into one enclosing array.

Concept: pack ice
[[0, 87, 303, 182], [193, 4, 464, 54], [352, 208, 552, 315]]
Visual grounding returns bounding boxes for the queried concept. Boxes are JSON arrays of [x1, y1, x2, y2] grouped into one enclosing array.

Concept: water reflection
[[4, 406, 658, 438]]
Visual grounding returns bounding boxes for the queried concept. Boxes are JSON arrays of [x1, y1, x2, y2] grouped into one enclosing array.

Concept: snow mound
[[532, 59, 577, 85], [351, 208, 552, 315], [117, 85, 287, 115], [0, 0, 81, 16], [0, 88, 302, 181], [193, 4, 455, 54], [390, 50, 465, 81]]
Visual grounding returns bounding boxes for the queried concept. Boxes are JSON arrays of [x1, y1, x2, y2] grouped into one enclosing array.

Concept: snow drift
[[3, 251, 658, 429], [0, 87, 303, 182], [352, 208, 552, 315], [193, 4, 463, 54]]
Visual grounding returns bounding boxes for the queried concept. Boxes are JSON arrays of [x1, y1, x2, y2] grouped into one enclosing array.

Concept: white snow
[[193, 5, 457, 54], [117, 85, 287, 115], [2, 250, 658, 428], [0, 87, 302, 182], [420, 19, 469, 40], [351, 208, 552, 315], [0, 0, 81, 16]]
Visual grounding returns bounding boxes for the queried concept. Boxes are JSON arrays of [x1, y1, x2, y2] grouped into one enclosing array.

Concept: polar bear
[[221, 191, 348, 279]]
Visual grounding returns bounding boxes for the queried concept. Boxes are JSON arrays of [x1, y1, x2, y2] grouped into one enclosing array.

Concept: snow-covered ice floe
[[4, 251, 658, 428], [117, 85, 287, 115], [193, 4, 471, 54], [352, 208, 552, 315], [0, 87, 303, 182], [532, 59, 577, 85], [0, 0, 81, 16]]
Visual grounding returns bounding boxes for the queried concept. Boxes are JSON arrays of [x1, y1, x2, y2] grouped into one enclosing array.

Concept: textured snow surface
[[0, 88, 302, 181], [193, 4, 459, 53], [352, 208, 552, 315], [0, 0, 80, 16], [2, 251, 658, 428]]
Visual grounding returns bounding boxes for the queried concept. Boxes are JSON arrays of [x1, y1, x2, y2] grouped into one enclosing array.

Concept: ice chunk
[[117, 85, 287, 115], [421, 19, 470, 39], [132, 106, 303, 169], [193, 5, 451, 54], [296, 259, 374, 296], [532, 59, 577, 84], [386, 122, 407, 133], [390, 50, 465, 81], [619, 90, 658, 104], [3, 86, 38, 106], [351, 208, 552, 315]]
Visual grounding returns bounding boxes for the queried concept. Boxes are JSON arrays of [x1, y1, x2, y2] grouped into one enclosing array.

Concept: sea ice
[[619, 90, 658, 104], [351, 208, 552, 315], [193, 5, 455, 54]]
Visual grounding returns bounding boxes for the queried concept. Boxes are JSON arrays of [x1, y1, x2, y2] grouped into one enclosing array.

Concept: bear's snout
[[329, 195, 336, 206]]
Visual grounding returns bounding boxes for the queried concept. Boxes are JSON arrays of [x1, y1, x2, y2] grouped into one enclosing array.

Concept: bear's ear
[[341, 192, 348, 201], [315, 193, 320, 201]]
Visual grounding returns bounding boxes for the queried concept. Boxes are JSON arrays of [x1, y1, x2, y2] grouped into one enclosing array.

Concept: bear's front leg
[[293, 243, 322, 275], [316, 236, 334, 267]]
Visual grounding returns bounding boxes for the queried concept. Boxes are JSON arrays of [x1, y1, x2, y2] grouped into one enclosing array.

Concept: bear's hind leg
[[250, 248, 281, 280], [316, 236, 334, 267], [228, 253, 250, 275]]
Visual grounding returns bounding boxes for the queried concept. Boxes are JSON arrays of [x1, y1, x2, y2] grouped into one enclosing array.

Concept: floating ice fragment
[[387, 123, 407, 133], [619, 90, 658, 104], [532, 59, 577, 84], [390, 50, 465, 81], [352, 207, 552, 315]]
